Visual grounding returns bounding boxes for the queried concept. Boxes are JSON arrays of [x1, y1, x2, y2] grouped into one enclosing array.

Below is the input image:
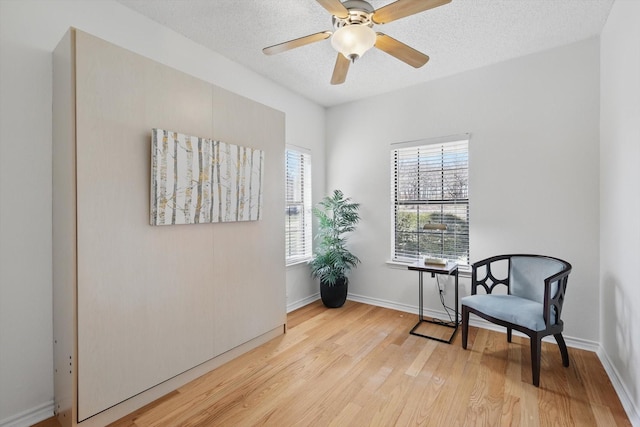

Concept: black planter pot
[[320, 277, 348, 308]]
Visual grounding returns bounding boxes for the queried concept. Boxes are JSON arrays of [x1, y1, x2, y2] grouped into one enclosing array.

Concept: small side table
[[407, 261, 459, 344]]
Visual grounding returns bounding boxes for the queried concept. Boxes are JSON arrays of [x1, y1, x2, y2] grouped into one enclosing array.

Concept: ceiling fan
[[263, 0, 452, 85]]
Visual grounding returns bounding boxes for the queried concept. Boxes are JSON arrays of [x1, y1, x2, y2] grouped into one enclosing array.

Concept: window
[[285, 147, 312, 265], [391, 135, 469, 265]]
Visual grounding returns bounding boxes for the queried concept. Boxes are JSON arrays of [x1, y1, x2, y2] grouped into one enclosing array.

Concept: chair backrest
[[510, 256, 565, 303]]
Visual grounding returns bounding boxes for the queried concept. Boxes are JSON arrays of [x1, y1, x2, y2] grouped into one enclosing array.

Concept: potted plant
[[309, 189, 361, 308]]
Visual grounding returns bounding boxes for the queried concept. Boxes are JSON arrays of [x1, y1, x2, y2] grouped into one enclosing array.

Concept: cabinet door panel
[[75, 31, 216, 420], [210, 87, 286, 355]]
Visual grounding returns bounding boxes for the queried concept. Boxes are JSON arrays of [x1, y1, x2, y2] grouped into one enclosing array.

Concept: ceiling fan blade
[[263, 31, 332, 55], [375, 33, 429, 68], [331, 53, 350, 85], [373, 0, 451, 24], [316, 0, 350, 18]]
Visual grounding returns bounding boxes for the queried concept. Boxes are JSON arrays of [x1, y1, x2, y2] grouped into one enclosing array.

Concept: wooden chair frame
[[461, 254, 572, 386]]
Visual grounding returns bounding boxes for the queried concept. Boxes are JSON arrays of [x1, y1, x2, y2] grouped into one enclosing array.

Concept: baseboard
[[464, 317, 599, 352], [0, 400, 54, 427], [291, 292, 636, 424], [4, 327, 286, 427], [12, 298, 636, 427], [597, 346, 640, 426], [75, 325, 284, 427], [347, 292, 419, 316], [348, 292, 640, 422], [287, 293, 320, 313], [347, 292, 599, 351]]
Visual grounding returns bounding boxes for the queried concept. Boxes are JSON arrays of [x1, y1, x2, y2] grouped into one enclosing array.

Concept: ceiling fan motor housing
[[332, 0, 375, 29]]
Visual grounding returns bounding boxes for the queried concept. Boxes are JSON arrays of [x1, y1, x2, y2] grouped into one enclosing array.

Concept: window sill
[[385, 259, 415, 269], [386, 259, 471, 277], [286, 258, 311, 268]]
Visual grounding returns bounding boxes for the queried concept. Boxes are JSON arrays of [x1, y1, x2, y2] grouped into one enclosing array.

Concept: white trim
[[385, 260, 472, 277], [0, 400, 54, 427], [295, 293, 637, 423], [287, 293, 320, 313], [6, 308, 635, 427], [285, 143, 311, 154], [257, 294, 640, 425], [285, 147, 312, 264], [597, 347, 640, 426], [390, 133, 471, 149], [70, 327, 283, 427], [347, 293, 640, 421], [286, 257, 311, 268], [348, 292, 418, 315], [347, 292, 599, 352], [389, 136, 471, 266], [468, 316, 600, 351], [385, 259, 414, 269]]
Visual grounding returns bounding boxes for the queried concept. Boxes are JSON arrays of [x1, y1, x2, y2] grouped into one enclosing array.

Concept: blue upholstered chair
[[461, 254, 572, 387]]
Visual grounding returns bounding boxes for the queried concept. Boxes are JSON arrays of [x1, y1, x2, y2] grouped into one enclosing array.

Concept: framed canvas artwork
[[151, 128, 264, 225]]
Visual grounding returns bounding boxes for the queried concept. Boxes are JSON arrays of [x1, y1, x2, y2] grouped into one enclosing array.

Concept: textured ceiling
[[116, 0, 614, 107]]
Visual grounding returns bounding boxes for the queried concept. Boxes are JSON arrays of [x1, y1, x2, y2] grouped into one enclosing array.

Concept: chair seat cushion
[[461, 294, 552, 331]]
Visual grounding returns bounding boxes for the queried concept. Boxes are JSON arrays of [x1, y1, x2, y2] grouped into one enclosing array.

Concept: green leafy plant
[[309, 189, 361, 286]]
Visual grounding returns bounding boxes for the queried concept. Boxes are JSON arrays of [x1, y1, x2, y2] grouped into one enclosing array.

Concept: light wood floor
[[37, 300, 630, 426]]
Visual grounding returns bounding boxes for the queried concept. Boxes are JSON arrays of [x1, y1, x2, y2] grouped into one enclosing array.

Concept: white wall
[[600, 0, 640, 423], [326, 38, 601, 343], [2, 0, 637, 424], [0, 0, 323, 424]]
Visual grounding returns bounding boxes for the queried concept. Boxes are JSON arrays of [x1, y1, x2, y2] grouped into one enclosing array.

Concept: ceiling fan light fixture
[[330, 24, 376, 62], [263, 0, 451, 84]]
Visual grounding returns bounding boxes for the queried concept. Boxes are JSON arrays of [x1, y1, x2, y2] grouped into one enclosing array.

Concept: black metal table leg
[[408, 262, 459, 344]]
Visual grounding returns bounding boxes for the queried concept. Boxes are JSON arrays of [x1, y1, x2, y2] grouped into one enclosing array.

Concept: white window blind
[[285, 147, 312, 264], [391, 136, 469, 265]]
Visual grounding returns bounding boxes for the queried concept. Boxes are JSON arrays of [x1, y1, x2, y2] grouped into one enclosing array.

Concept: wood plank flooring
[[38, 300, 630, 426]]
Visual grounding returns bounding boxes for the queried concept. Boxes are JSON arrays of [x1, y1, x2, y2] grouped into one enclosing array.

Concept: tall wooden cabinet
[[53, 29, 286, 427]]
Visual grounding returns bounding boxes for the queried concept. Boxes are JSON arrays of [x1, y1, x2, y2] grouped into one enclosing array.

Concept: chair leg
[[507, 327, 512, 343], [462, 306, 469, 349], [530, 337, 541, 387], [554, 333, 570, 367]]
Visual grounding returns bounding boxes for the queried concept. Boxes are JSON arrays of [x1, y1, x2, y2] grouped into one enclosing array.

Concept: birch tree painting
[[150, 128, 264, 226]]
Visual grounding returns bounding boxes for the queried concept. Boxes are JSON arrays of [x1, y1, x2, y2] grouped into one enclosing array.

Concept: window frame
[[285, 145, 312, 266], [390, 134, 470, 266]]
